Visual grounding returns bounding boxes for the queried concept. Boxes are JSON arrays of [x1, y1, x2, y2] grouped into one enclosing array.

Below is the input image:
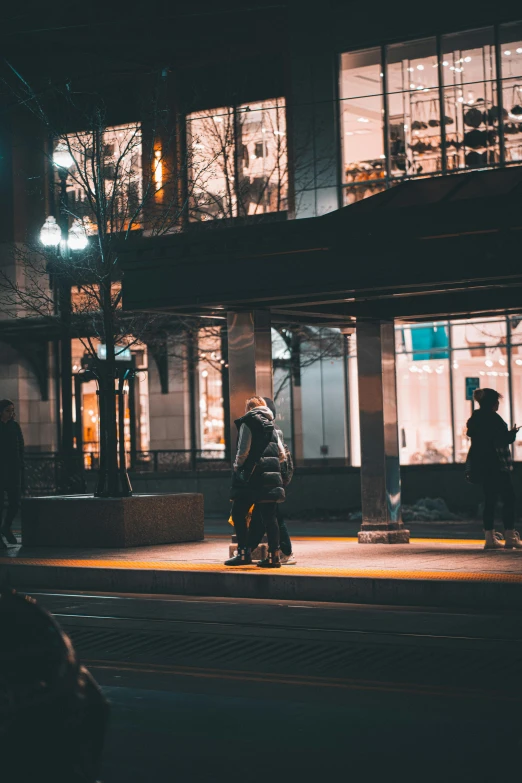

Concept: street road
[[24, 590, 522, 783]]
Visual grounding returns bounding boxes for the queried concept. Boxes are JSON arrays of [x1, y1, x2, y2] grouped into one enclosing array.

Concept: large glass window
[[451, 319, 510, 462], [198, 329, 226, 452], [187, 98, 287, 221], [340, 22, 522, 202], [500, 23, 522, 164], [59, 124, 142, 233], [387, 38, 441, 180], [396, 323, 453, 464], [346, 316, 522, 467], [340, 48, 386, 204]]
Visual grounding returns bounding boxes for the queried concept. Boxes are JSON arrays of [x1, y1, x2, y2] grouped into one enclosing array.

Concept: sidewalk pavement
[[2, 532, 522, 609]]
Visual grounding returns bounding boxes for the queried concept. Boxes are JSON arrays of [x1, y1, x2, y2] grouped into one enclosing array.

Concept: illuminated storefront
[[340, 22, 522, 205], [194, 317, 522, 467]]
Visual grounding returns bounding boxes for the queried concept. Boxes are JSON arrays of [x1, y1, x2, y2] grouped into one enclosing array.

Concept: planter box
[[21, 493, 204, 548]]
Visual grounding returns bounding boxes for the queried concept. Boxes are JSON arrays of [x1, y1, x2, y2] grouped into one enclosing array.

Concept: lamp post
[[40, 143, 88, 493]]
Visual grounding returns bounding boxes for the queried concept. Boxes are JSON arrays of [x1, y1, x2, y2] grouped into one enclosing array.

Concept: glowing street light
[[40, 216, 61, 247], [68, 218, 89, 251], [53, 142, 75, 170]]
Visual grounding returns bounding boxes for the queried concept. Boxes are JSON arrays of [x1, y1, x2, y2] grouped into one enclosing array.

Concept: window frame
[[185, 97, 288, 226]]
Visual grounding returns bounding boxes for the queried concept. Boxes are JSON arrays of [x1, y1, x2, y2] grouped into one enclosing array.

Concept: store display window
[[198, 329, 226, 451], [340, 21, 522, 202], [387, 38, 441, 179], [187, 98, 287, 221], [396, 324, 452, 465], [340, 48, 386, 202]]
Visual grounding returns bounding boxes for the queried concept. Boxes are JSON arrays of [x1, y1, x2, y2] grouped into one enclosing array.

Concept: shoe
[[257, 551, 281, 568], [504, 530, 522, 549], [0, 528, 17, 545], [224, 547, 252, 566], [484, 530, 505, 550], [279, 552, 296, 565]]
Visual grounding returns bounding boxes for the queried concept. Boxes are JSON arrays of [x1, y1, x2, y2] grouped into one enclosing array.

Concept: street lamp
[[39, 142, 88, 494]]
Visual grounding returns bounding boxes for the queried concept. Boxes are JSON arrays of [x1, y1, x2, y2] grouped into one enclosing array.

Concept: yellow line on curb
[[2, 556, 522, 584]]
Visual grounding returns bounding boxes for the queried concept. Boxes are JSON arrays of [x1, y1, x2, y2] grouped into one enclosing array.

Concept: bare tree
[[0, 65, 214, 495]]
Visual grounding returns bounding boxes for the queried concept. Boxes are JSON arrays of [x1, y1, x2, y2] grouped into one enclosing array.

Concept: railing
[[25, 453, 64, 496], [82, 449, 228, 473], [24, 450, 229, 495]]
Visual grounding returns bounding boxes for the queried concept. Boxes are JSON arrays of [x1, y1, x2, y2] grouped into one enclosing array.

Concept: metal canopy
[[120, 167, 522, 324]]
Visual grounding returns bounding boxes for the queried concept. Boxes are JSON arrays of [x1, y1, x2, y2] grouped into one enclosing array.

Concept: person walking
[[225, 395, 286, 568], [247, 397, 296, 564], [466, 388, 521, 550], [0, 399, 25, 548]]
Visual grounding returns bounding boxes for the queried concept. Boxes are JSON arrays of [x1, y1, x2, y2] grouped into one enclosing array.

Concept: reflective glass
[[236, 99, 288, 215], [499, 22, 522, 79], [341, 95, 385, 183], [452, 348, 510, 463], [198, 329, 225, 451], [187, 107, 236, 220], [451, 318, 507, 349], [441, 28, 496, 86], [396, 352, 453, 465], [340, 48, 383, 99]]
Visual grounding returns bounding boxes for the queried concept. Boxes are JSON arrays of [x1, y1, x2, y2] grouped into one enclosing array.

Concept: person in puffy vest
[[247, 397, 296, 564], [466, 387, 521, 550], [225, 395, 286, 568]]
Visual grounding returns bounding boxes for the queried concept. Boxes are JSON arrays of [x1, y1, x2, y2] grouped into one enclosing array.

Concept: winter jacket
[[0, 419, 25, 487], [466, 409, 515, 482], [230, 406, 286, 503]]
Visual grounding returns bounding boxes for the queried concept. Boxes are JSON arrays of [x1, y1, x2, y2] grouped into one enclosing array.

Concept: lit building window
[[341, 22, 522, 203], [57, 123, 142, 232], [154, 148, 163, 199], [187, 98, 287, 221], [198, 329, 226, 451], [396, 324, 453, 465]]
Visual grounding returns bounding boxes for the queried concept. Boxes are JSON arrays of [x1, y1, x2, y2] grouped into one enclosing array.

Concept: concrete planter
[[21, 493, 204, 548]]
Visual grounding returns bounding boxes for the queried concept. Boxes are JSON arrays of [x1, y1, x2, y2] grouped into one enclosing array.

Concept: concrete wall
[[0, 340, 57, 451], [123, 462, 507, 517]]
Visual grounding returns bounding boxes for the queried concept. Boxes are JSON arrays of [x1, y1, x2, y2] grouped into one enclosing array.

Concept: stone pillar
[[227, 311, 273, 453], [356, 320, 409, 544]]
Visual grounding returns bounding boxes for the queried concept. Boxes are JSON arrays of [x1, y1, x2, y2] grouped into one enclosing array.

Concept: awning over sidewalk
[[120, 167, 522, 324]]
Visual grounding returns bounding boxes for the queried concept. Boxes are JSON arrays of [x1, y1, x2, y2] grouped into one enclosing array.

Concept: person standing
[[247, 397, 296, 564], [466, 388, 521, 550], [225, 395, 286, 568], [0, 399, 25, 548]]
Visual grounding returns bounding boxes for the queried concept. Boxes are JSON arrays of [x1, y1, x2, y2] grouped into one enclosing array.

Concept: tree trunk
[[95, 279, 121, 496]]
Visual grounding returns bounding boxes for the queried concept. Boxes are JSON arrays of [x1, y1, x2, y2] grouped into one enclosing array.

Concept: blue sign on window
[[411, 326, 449, 361], [465, 377, 480, 401]]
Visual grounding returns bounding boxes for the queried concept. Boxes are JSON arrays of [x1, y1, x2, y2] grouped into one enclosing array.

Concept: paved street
[[23, 589, 522, 783]]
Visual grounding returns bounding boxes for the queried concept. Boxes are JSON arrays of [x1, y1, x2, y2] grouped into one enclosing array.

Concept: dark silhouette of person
[[0, 589, 108, 782], [466, 387, 521, 549], [0, 399, 25, 548], [247, 397, 295, 564]]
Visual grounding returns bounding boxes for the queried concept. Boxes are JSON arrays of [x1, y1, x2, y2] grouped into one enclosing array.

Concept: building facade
[[1, 2, 522, 501]]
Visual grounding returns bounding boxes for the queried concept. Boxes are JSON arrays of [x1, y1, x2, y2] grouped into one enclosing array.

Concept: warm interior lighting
[[154, 149, 163, 196]]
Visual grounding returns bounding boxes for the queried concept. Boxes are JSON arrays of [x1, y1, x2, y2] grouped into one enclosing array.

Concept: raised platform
[[2, 535, 522, 608], [21, 493, 204, 548]]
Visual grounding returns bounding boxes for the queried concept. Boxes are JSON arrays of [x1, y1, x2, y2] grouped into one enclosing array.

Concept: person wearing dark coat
[[466, 387, 521, 550], [0, 399, 25, 548], [225, 395, 286, 568], [247, 397, 295, 564]]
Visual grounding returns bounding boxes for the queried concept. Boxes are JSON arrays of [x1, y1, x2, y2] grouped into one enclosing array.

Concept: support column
[[227, 310, 273, 454], [356, 319, 409, 544]]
